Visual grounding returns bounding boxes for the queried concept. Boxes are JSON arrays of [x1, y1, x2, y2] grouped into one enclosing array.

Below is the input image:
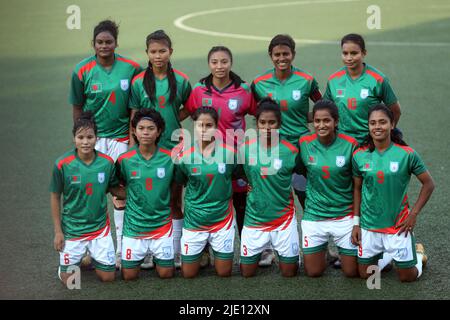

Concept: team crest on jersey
[[157, 168, 166, 178], [228, 99, 238, 111], [130, 170, 141, 179], [218, 163, 226, 174], [292, 90, 301, 101], [120, 79, 129, 91], [70, 175, 81, 184], [336, 156, 346, 167], [98, 172, 105, 183], [360, 88, 369, 99], [91, 83, 102, 93], [390, 161, 399, 173], [336, 89, 345, 97], [273, 159, 283, 170]]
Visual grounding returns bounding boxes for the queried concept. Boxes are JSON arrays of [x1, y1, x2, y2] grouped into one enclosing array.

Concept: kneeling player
[[299, 100, 359, 277], [352, 105, 434, 282], [116, 109, 176, 280], [239, 99, 301, 277], [51, 112, 125, 285]]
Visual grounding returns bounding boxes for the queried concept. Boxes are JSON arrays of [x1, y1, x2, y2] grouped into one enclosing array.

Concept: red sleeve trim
[[159, 147, 173, 157], [394, 144, 413, 154], [338, 133, 359, 147], [328, 70, 346, 81], [179, 146, 195, 158], [57, 155, 76, 170], [365, 69, 384, 83], [131, 71, 146, 85], [299, 133, 318, 144], [77, 60, 97, 81], [353, 146, 369, 157], [253, 73, 273, 85], [117, 57, 140, 69], [221, 143, 236, 153], [98, 153, 114, 164], [293, 71, 313, 81], [173, 69, 189, 80], [117, 149, 137, 164], [281, 140, 299, 154]]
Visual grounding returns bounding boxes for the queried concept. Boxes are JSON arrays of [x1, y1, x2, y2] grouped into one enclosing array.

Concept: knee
[[398, 272, 416, 283], [281, 269, 298, 277], [305, 269, 324, 278], [158, 270, 174, 279], [122, 271, 139, 281], [98, 273, 115, 282], [240, 266, 256, 278], [216, 268, 232, 277], [182, 268, 198, 279]]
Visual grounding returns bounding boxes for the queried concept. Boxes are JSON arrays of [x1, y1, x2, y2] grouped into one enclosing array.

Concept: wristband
[[353, 216, 360, 226]]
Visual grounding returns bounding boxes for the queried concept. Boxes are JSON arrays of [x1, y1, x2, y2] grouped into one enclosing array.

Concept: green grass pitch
[[0, 0, 449, 299]]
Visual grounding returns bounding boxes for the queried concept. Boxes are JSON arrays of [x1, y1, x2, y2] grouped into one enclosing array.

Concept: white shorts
[[292, 173, 306, 192], [181, 220, 236, 263], [358, 229, 417, 269], [121, 235, 174, 269], [301, 215, 357, 256], [95, 137, 128, 162], [240, 215, 300, 264], [59, 234, 116, 272]]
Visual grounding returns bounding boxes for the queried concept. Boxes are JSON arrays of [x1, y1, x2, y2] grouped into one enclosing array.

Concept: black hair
[[361, 104, 407, 152], [268, 34, 296, 56], [131, 108, 166, 145], [93, 20, 119, 42], [312, 99, 339, 130], [191, 106, 219, 126], [255, 98, 282, 126], [143, 30, 177, 105], [341, 33, 366, 53], [73, 111, 97, 136], [199, 46, 244, 94]]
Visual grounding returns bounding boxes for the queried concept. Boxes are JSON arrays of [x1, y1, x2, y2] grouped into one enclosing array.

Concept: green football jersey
[[352, 143, 427, 233], [323, 63, 398, 143], [116, 146, 175, 238], [175, 141, 236, 231], [129, 69, 192, 148], [70, 54, 142, 139], [299, 133, 358, 221], [239, 138, 301, 230], [49, 149, 119, 240], [251, 66, 320, 144]]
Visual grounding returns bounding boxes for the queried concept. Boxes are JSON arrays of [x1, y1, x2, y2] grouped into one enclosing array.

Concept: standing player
[[323, 33, 401, 144], [116, 109, 176, 280], [129, 30, 190, 268], [324, 33, 402, 270], [299, 100, 358, 278], [176, 107, 237, 278], [251, 34, 322, 265], [69, 20, 141, 267], [183, 46, 256, 265], [352, 104, 434, 282], [239, 98, 301, 278], [50, 112, 125, 284]]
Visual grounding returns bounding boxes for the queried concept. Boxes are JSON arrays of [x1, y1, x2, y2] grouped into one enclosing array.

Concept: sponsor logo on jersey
[[98, 172, 105, 183], [308, 156, 317, 165], [390, 161, 399, 173], [292, 90, 301, 101], [157, 168, 166, 178], [191, 166, 201, 175], [218, 163, 226, 174], [362, 162, 373, 171], [273, 159, 283, 170], [162, 246, 172, 258], [120, 79, 129, 91], [91, 83, 102, 93], [130, 170, 141, 179], [70, 175, 81, 184], [336, 89, 345, 97], [202, 98, 213, 107], [360, 88, 369, 99], [336, 156, 346, 167], [228, 99, 238, 111]]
